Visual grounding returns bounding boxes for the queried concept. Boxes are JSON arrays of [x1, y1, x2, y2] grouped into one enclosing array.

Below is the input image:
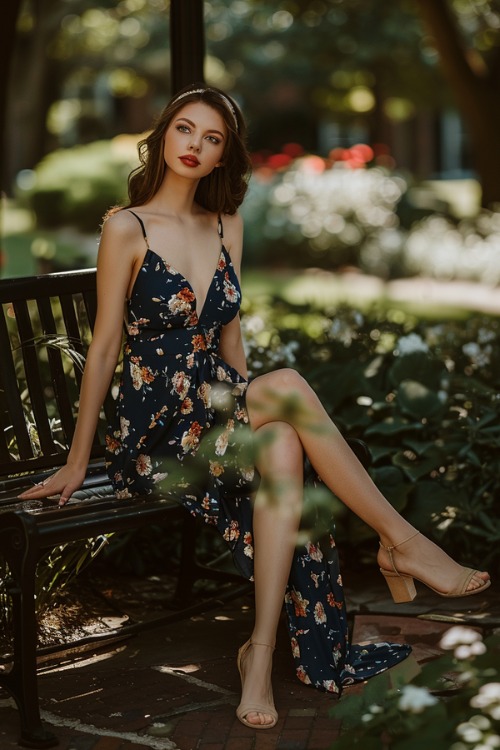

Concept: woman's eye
[[207, 136, 221, 145], [177, 125, 190, 133]]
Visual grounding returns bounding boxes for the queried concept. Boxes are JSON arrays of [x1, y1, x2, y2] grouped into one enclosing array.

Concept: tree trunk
[[170, 0, 205, 93], [415, 0, 500, 207], [3, 0, 88, 194], [0, 0, 23, 195]]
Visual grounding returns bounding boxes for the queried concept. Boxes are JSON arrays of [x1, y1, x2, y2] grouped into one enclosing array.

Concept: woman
[[19, 85, 490, 730]]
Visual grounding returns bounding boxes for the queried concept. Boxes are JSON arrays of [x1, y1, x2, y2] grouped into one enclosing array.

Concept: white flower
[[463, 341, 480, 358], [478, 327, 496, 344], [470, 683, 500, 710], [330, 319, 356, 346], [243, 315, 265, 335], [456, 722, 483, 744], [462, 341, 492, 367], [397, 685, 438, 714], [439, 626, 482, 650], [455, 641, 487, 660], [396, 333, 429, 356]]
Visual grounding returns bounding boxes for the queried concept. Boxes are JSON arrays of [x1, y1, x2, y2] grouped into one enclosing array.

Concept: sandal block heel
[[379, 531, 491, 600], [380, 568, 417, 603]]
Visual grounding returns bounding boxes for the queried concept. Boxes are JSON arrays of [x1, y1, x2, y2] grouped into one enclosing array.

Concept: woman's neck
[[148, 171, 200, 217]]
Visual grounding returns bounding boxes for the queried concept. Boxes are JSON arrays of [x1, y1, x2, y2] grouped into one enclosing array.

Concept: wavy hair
[[123, 84, 251, 216]]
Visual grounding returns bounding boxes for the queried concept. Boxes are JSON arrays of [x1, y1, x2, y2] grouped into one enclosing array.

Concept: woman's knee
[[254, 421, 303, 474], [247, 368, 308, 407], [256, 420, 301, 448]]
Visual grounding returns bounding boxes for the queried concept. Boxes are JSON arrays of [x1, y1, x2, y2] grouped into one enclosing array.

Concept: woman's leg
[[239, 420, 304, 727], [246, 369, 489, 595]]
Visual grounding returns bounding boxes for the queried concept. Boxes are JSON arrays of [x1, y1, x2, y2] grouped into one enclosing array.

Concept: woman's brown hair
[[124, 84, 252, 215]]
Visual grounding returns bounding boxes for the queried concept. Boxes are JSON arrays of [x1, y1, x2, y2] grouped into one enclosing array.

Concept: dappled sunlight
[[42, 645, 127, 674], [155, 664, 201, 675]]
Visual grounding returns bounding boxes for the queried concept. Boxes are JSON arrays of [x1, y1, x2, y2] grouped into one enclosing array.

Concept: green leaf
[[390, 352, 446, 389], [396, 380, 445, 420], [392, 451, 443, 481], [403, 481, 456, 533], [330, 693, 366, 724], [366, 418, 423, 436], [401, 439, 437, 456]]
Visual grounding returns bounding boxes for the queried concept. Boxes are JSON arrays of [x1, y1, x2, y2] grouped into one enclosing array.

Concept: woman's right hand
[[17, 463, 87, 506]]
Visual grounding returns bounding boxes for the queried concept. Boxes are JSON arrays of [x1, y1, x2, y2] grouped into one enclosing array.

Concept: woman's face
[[163, 101, 227, 179]]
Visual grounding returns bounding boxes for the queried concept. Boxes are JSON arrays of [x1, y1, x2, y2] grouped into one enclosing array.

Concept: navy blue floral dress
[[106, 210, 411, 694]]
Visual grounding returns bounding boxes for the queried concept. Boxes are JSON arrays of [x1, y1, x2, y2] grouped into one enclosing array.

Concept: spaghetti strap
[[128, 210, 149, 247]]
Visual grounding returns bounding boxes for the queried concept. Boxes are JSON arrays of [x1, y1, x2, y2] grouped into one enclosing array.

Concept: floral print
[[105, 211, 411, 695]]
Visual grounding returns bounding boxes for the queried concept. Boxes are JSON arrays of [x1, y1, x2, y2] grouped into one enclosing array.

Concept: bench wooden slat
[[12, 298, 55, 455], [0, 303, 34, 462], [0, 268, 96, 304], [59, 292, 86, 392], [36, 296, 77, 445]]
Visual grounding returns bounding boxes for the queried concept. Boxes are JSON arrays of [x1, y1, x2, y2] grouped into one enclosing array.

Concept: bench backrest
[[0, 269, 116, 478]]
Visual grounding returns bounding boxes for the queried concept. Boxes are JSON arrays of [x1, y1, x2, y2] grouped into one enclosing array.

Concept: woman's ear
[[215, 161, 224, 168]]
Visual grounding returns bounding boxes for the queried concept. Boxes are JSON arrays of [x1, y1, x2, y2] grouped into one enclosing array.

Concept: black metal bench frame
[[0, 268, 245, 748]]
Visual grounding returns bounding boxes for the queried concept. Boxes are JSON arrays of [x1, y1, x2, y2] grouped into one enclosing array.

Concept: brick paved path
[[1, 575, 496, 749]]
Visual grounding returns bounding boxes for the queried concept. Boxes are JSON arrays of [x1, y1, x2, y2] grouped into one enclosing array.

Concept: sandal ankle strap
[[380, 530, 420, 553], [250, 640, 275, 651]]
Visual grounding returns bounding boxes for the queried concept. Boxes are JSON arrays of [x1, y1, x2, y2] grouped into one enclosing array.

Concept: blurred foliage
[[8, 0, 498, 161], [240, 296, 500, 574], [16, 135, 500, 282], [19, 138, 137, 231], [241, 153, 500, 281], [331, 627, 500, 749]]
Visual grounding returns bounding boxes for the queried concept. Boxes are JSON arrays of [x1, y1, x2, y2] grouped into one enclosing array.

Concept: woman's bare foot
[[236, 641, 277, 729], [377, 531, 490, 596]]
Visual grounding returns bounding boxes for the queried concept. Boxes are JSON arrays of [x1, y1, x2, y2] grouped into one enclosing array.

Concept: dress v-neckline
[[146, 245, 227, 320]]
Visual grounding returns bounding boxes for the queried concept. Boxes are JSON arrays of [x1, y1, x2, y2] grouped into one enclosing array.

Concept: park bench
[[0, 268, 248, 749], [0, 266, 372, 748]]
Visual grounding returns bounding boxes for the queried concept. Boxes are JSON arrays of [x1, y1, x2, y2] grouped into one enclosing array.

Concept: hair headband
[[171, 88, 239, 131]]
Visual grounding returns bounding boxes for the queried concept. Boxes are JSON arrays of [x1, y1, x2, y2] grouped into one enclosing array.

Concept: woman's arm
[[19, 211, 141, 503], [218, 212, 249, 379], [219, 314, 248, 380]]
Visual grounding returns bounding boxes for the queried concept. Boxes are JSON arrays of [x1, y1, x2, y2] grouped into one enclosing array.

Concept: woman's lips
[[179, 155, 200, 167]]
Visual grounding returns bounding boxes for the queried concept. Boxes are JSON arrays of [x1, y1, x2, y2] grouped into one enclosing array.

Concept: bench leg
[[173, 513, 199, 605], [1, 538, 58, 748], [173, 514, 247, 606]]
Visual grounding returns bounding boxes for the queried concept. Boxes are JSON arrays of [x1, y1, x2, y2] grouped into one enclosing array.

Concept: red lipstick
[[179, 155, 200, 167]]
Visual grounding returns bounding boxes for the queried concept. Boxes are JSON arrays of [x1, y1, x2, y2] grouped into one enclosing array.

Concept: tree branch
[[414, 0, 486, 93]]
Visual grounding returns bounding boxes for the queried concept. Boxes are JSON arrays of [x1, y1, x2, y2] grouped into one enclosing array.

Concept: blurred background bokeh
[[1, 0, 500, 592], [2, 0, 500, 284]]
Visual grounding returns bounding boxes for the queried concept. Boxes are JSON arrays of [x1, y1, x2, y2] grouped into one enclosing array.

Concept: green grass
[[241, 269, 476, 321], [2, 232, 91, 278]]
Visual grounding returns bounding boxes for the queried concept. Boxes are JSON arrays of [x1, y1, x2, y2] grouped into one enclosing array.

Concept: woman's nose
[[189, 137, 201, 152]]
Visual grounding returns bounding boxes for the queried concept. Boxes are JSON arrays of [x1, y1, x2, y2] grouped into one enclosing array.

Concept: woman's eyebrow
[[175, 117, 225, 138]]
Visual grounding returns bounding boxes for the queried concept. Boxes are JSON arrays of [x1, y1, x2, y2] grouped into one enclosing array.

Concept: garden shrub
[[20, 139, 500, 284], [331, 625, 500, 749], [20, 139, 137, 232], [241, 152, 500, 282], [241, 298, 500, 575]]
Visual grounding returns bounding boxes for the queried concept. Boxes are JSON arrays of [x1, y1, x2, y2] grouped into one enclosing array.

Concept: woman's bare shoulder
[[222, 211, 243, 232], [101, 208, 142, 240], [221, 211, 243, 251]]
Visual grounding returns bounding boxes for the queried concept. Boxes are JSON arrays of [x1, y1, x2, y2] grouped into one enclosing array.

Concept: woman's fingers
[[58, 481, 79, 506], [18, 477, 59, 499], [17, 467, 84, 502]]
